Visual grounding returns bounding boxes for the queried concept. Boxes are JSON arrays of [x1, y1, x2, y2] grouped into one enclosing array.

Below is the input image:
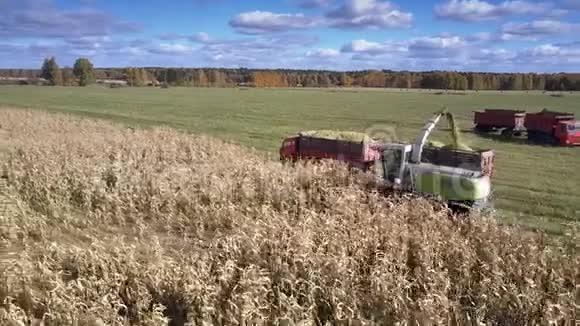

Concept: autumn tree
[[73, 58, 94, 86], [209, 70, 228, 87], [455, 74, 468, 90], [534, 75, 546, 90], [362, 71, 385, 88], [124, 68, 144, 86], [253, 71, 287, 87], [40, 57, 63, 86], [317, 74, 331, 87], [339, 73, 352, 87], [61, 68, 76, 86], [522, 74, 534, 90], [196, 69, 209, 87]]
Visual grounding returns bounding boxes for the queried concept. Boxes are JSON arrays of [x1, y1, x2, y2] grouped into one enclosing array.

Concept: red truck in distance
[[474, 109, 580, 146], [525, 111, 580, 146], [474, 109, 526, 136]]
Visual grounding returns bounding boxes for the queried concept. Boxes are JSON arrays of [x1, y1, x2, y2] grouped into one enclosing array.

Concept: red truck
[[474, 109, 580, 146], [525, 110, 580, 145], [474, 109, 526, 136], [279, 134, 382, 170]]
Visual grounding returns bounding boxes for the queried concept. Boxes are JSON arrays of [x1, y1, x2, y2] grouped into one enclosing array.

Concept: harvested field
[[0, 109, 578, 325]]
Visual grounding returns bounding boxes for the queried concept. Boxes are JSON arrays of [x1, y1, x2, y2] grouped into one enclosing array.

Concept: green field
[[0, 85, 578, 232]]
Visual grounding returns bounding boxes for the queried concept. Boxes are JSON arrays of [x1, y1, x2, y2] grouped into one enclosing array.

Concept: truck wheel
[[501, 128, 514, 138], [474, 125, 486, 133], [527, 131, 538, 142]]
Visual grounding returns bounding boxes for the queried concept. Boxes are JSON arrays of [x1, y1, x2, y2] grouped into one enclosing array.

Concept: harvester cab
[[381, 144, 412, 189]]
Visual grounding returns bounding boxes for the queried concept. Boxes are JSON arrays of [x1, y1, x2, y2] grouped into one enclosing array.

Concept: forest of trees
[[1, 58, 579, 91]]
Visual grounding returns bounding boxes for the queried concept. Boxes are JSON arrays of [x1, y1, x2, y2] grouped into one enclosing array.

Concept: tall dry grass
[[0, 109, 577, 325]]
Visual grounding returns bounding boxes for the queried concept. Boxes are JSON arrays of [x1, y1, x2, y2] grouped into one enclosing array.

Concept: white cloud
[[229, 11, 319, 34], [408, 36, 467, 58], [119, 46, 146, 56], [513, 43, 580, 67], [0, 0, 140, 39], [531, 44, 561, 56], [340, 39, 406, 55], [66, 36, 112, 50], [435, 0, 553, 21], [306, 48, 340, 58], [229, 1, 412, 34], [191, 32, 213, 43], [341, 39, 382, 53], [327, 0, 413, 28], [298, 0, 334, 8], [472, 48, 517, 61], [501, 20, 580, 38], [410, 36, 466, 49], [150, 43, 193, 55], [465, 31, 493, 42], [341, 35, 470, 60], [190, 34, 321, 68]]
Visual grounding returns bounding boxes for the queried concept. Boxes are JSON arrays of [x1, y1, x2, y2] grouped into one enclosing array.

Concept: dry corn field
[[0, 108, 578, 326]]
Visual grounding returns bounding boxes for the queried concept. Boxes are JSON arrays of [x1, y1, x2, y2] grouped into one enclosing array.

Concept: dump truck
[[473, 109, 580, 145], [279, 131, 382, 171], [474, 109, 526, 137], [525, 110, 580, 145], [280, 112, 495, 208]]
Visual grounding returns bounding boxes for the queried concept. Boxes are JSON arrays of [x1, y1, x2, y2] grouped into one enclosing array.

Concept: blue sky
[[1, 0, 580, 72]]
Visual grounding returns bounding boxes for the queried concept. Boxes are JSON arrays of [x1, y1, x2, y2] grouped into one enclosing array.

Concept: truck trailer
[[474, 109, 526, 136], [473, 109, 580, 146], [279, 133, 382, 171]]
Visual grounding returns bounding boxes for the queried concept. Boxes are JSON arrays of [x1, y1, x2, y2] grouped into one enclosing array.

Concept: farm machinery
[[474, 109, 580, 146], [280, 111, 495, 208]]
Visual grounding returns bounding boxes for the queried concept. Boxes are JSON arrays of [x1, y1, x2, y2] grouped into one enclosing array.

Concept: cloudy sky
[[1, 0, 580, 72]]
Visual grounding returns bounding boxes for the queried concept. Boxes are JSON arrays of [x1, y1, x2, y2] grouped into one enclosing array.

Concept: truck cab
[[555, 121, 580, 146], [279, 137, 298, 161]]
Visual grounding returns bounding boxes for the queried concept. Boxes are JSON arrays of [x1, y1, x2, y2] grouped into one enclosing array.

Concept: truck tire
[[474, 125, 490, 133], [501, 128, 514, 138], [528, 131, 558, 145], [527, 131, 538, 142]]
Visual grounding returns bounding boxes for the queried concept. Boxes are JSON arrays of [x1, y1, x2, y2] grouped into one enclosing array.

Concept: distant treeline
[[1, 67, 579, 91]]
